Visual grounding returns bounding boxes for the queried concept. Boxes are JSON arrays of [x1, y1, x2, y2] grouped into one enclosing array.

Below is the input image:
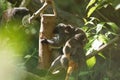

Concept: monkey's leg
[[48, 55, 62, 72], [65, 60, 78, 80]]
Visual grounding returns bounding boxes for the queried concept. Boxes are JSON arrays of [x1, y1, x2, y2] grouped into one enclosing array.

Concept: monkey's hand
[[40, 38, 49, 44]]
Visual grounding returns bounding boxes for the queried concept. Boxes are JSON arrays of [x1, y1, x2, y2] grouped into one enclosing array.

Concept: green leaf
[[86, 56, 96, 68], [84, 38, 95, 50], [86, 0, 96, 9], [98, 53, 106, 59], [96, 22, 105, 34], [107, 22, 119, 32], [81, 26, 88, 32], [86, 48, 94, 56], [87, 5, 98, 17], [24, 55, 32, 59], [98, 34, 108, 44]]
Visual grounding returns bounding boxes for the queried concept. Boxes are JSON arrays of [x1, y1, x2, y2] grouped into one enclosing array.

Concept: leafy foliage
[[0, 0, 7, 16], [0, 0, 120, 80]]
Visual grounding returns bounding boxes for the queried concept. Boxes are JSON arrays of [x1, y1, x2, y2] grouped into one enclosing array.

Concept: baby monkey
[[62, 33, 87, 80], [41, 23, 88, 80]]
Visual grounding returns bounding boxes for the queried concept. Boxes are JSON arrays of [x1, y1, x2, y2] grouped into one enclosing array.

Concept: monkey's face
[[75, 33, 88, 46], [53, 23, 66, 34], [53, 23, 73, 35]]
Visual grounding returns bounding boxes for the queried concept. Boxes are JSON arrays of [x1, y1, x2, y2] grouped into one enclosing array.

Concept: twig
[[86, 35, 120, 59]]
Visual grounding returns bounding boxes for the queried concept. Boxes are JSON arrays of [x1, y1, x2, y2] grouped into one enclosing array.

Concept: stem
[[86, 35, 120, 59], [24, 48, 37, 65]]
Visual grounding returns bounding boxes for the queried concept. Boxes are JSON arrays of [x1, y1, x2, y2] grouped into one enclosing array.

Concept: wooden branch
[[28, 4, 84, 27], [39, 14, 56, 69], [86, 35, 120, 59]]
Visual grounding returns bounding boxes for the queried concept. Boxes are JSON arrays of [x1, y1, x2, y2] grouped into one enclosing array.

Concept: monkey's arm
[[41, 35, 67, 48]]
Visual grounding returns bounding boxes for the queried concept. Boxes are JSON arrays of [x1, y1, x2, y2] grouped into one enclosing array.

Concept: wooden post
[[39, 14, 56, 69]]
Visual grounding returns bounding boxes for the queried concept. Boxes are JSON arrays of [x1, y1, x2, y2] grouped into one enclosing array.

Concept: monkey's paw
[[40, 39, 48, 44]]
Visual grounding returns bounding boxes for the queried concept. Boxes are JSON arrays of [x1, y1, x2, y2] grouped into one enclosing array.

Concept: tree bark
[[38, 14, 56, 69]]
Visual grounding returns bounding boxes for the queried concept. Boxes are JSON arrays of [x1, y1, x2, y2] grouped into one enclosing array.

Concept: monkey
[[41, 23, 87, 47], [28, 0, 56, 23], [41, 23, 88, 80], [63, 33, 88, 80]]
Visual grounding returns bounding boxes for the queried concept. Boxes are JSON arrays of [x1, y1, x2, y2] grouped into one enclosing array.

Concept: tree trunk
[[38, 14, 56, 69]]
